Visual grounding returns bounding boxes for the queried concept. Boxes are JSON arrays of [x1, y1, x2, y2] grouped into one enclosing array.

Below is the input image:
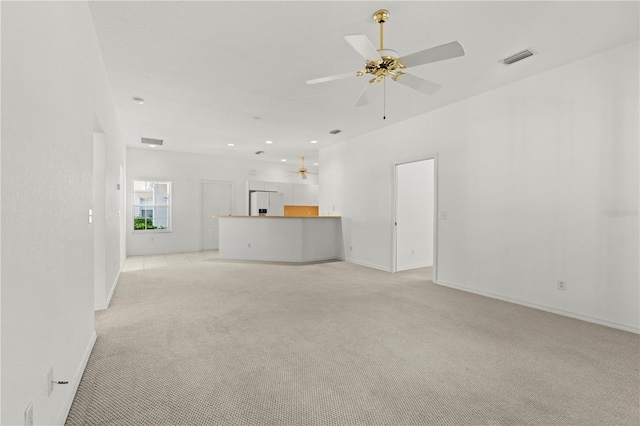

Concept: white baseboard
[[346, 258, 391, 272], [218, 255, 339, 263], [57, 330, 97, 424], [95, 270, 120, 311], [397, 262, 433, 272], [435, 279, 640, 334], [105, 271, 120, 308]]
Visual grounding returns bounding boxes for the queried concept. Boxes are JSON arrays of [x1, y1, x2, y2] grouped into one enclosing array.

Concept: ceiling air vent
[[329, 129, 342, 135], [141, 137, 163, 146], [255, 150, 264, 155], [502, 49, 533, 65]]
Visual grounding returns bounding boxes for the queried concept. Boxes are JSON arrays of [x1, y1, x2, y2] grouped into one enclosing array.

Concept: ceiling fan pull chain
[[383, 78, 386, 120]]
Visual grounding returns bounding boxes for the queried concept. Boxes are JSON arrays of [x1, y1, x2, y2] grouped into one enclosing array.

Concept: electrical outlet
[[248, 243, 252, 248], [47, 367, 54, 397], [350, 245, 353, 251], [24, 402, 33, 426], [557, 280, 567, 291], [411, 249, 415, 255], [439, 212, 447, 220]]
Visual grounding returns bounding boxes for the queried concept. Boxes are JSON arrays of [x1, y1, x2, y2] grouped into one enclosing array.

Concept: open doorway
[[393, 157, 437, 277], [93, 131, 107, 309]]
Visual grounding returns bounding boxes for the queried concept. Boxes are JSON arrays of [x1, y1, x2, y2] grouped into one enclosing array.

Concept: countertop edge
[[218, 216, 341, 219]]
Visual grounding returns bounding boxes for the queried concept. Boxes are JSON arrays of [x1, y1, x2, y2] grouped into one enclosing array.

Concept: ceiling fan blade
[[344, 34, 382, 61], [393, 73, 442, 96], [354, 83, 370, 107], [400, 41, 465, 68], [306, 71, 360, 85]]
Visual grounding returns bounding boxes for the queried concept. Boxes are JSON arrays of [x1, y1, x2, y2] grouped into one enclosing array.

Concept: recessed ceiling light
[[310, 140, 318, 144], [281, 159, 287, 162], [314, 163, 319, 166], [148, 145, 157, 148], [265, 140, 273, 144], [133, 97, 144, 104], [227, 143, 235, 147]]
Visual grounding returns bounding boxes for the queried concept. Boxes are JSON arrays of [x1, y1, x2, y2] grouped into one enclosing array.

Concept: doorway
[[393, 157, 436, 275], [93, 131, 107, 308], [201, 181, 233, 250]]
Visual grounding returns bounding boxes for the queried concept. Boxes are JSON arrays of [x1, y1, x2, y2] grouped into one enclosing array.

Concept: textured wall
[[1, 2, 124, 424], [126, 148, 318, 256], [320, 41, 639, 332]]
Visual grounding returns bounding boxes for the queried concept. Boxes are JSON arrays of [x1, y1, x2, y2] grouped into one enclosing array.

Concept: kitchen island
[[218, 216, 342, 262]]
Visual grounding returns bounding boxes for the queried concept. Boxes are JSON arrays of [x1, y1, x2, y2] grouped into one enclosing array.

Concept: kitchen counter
[[218, 216, 342, 262]]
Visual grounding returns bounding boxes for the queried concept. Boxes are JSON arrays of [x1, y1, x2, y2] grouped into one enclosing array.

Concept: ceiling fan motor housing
[[362, 49, 405, 83]]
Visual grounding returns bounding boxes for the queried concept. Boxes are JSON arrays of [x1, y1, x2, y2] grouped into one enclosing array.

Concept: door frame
[[200, 180, 235, 251], [391, 154, 438, 281]]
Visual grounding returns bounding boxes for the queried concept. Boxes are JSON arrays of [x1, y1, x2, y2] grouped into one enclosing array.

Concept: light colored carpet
[[66, 260, 639, 425]]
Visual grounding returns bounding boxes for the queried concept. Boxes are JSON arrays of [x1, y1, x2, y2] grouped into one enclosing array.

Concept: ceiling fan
[[306, 9, 465, 107], [289, 157, 317, 180]]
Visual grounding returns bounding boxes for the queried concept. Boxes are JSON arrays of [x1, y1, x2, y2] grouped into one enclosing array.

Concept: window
[[132, 180, 171, 231]]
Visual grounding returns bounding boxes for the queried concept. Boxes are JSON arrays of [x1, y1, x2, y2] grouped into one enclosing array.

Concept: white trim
[[58, 331, 97, 424], [392, 154, 438, 280], [435, 280, 640, 335], [95, 271, 120, 311], [220, 255, 339, 263], [346, 258, 391, 272], [130, 178, 173, 232]]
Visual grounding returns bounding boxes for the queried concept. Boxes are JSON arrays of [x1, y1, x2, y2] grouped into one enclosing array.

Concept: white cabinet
[[248, 180, 265, 190], [278, 183, 294, 205], [249, 180, 318, 207], [265, 181, 279, 191]]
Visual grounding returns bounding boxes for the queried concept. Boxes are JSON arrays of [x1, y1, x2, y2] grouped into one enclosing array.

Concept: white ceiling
[[88, 1, 639, 169]]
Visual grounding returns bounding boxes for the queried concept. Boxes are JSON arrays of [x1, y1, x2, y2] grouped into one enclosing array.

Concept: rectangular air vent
[[141, 137, 163, 146], [255, 150, 264, 155], [329, 129, 341, 135], [502, 49, 533, 65]]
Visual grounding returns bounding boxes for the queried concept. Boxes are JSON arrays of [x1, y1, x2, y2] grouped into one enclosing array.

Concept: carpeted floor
[[66, 260, 639, 425]]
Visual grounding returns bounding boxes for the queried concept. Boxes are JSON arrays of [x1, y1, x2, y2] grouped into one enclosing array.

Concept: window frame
[[131, 179, 172, 233]]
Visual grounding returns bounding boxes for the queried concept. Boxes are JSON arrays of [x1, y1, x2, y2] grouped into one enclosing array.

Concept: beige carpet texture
[[66, 260, 639, 425]]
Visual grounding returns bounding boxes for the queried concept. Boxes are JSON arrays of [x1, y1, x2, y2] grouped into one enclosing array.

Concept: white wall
[[1, 2, 125, 424], [127, 148, 318, 255], [320, 41, 639, 332]]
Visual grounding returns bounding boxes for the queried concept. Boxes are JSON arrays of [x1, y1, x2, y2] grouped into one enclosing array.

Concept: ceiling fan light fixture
[[502, 49, 534, 65]]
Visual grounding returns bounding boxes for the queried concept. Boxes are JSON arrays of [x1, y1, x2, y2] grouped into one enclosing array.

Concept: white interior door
[[202, 182, 233, 250], [395, 159, 435, 272]]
